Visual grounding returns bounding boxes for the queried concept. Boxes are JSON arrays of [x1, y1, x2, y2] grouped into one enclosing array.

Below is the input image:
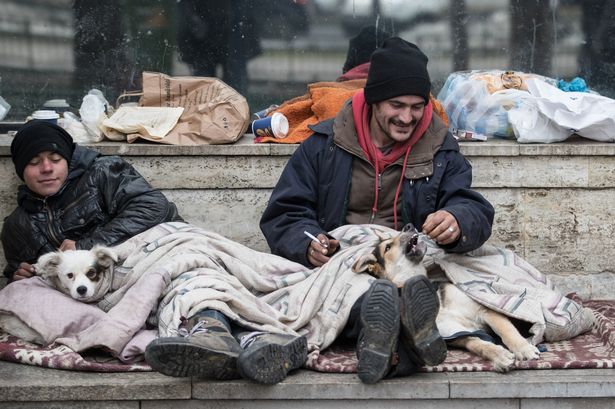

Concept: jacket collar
[[328, 99, 452, 179]]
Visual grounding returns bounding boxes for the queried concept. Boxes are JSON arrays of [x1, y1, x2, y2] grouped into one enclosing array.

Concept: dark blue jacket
[[260, 110, 494, 267]]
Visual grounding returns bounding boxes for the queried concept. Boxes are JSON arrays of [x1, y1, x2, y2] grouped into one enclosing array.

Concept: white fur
[[36, 245, 117, 303]]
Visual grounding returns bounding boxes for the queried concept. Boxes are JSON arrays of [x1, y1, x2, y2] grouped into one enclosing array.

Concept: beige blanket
[[0, 222, 593, 366]]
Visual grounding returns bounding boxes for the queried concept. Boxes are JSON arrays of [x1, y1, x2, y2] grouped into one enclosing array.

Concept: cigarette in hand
[[304, 230, 329, 249]]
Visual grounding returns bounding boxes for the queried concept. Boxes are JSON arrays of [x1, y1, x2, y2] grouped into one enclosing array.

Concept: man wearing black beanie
[[1, 120, 182, 282], [262, 38, 494, 383]]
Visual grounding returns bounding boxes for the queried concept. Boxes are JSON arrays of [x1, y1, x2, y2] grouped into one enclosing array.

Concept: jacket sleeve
[[1, 212, 54, 280], [260, 137, 327, 267], [436, 151, 495, 253], [75, 158, 182, 250]]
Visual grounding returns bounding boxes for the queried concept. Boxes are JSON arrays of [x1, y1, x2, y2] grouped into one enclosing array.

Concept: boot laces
[[238, 331, 266, 349], [178, 319, 214, 338]]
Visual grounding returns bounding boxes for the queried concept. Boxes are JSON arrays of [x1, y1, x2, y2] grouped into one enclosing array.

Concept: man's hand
[[307, 233, 340, 267], [59, 239, 76, 251], [12, 262, 36, 281], [422, 210, 460, 245]]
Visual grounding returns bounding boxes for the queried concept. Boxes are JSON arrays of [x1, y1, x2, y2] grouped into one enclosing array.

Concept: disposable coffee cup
[[251, 112, 289, 139], [31, 110, 60, 125], [252, 104, 279, 120]]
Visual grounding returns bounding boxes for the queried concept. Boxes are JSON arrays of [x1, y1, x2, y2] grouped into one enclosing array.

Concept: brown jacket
[[333, 101, 448, 228]]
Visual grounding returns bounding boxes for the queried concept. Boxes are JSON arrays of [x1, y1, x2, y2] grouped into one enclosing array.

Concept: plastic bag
[[505, 89, 571, 143], [520, 78, 615, 142], [78, 89, 109, 143], [0, 95, 10, 121], [437, 70, 556, 139]]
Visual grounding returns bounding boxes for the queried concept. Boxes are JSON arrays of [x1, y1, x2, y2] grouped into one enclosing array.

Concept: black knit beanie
[[364, 37, 431, 104], [342, 25, 391, 74], [11, 121, 75, 180]]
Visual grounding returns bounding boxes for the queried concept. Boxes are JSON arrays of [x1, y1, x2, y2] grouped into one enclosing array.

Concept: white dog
[[36, 245, 118, 303], [0, 245, 117, 344], [352, 224, 540, 372]]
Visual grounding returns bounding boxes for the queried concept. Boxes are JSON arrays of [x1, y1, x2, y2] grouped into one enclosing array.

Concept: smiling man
[[2, 121, 182, 282], [260, 37, 495, 383]]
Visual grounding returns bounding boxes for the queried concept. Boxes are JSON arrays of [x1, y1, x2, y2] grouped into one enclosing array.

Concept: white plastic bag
[[505, 89, 571, 143], [523, 79, 615, 142], [78, 89, 109, 142], [0, 95, 10, 121]]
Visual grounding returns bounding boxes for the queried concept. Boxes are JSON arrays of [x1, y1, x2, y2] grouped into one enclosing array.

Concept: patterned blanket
[[0, 223, 601, 373]]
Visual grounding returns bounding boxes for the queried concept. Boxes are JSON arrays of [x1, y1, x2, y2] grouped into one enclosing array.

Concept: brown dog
[[352, 224, 540, 372]]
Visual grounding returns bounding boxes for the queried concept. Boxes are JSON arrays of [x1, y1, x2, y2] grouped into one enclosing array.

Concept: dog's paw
[[491, 345, 516, 373], [511, 342, 540, 361]]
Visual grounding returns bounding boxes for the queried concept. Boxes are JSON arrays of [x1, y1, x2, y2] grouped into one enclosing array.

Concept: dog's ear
[[352, 253, 381, 276], [35, 252, 62, 278], [92, 245, 118, 268]]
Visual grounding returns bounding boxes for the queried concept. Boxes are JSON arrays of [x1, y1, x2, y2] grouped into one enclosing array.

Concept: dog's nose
[[402, 223, 417, 233], [76, 286, 88, 296]]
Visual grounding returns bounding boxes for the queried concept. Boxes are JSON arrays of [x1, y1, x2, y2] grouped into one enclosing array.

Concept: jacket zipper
[[369, 172, 382, 223], [43, 199, 61, 247], [62, 191, 91, 213]]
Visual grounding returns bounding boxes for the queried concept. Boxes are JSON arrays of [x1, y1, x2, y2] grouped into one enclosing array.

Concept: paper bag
[[137, 72, 250, 145]]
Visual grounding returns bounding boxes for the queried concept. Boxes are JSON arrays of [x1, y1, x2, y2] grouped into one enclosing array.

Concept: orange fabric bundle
[[255, 79, 448, 144], [255, 80, 366, 144]]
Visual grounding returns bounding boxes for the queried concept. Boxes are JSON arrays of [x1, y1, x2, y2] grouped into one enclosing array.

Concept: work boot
[[399, 275, 447, 367], [356, 279, 400, 384], [145, 316, 241, 380], [237, 331, 308, 384]]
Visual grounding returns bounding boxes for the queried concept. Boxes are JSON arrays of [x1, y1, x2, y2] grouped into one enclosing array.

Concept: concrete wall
[[1, 135, 613, 298]]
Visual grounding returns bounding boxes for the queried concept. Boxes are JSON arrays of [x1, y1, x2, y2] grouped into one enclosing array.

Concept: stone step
[[1, 360, 614, 408]]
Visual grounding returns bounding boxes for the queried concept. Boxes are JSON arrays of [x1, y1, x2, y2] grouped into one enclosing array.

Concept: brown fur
[[352, 225, 540, 372]]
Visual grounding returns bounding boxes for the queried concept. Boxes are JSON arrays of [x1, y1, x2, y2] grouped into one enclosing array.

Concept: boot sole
[[357, 280, 400, 384], [237, 335, 308, 384], [145, 337, 240, 380], [400, 276, 447, 366]]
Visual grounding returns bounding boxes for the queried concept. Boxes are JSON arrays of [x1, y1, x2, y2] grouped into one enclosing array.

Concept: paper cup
[[252, 104, 279, 120], [31, 110, 60, 125], [251, 112, 289, 139]]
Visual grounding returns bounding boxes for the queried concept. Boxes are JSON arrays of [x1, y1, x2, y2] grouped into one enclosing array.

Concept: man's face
[[370, 95, 426, 146], [23, 151, 68, 197]]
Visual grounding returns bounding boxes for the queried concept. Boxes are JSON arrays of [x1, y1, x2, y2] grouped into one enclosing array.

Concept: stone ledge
[[2, 134, 615, 157], [1, 360, 614, 404]]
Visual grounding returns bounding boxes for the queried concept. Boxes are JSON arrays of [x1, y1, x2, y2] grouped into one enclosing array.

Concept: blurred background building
[[0, 0, 613, 120]]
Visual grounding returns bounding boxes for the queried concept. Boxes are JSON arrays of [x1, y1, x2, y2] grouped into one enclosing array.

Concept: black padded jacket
[[1, 145, 183, 280]]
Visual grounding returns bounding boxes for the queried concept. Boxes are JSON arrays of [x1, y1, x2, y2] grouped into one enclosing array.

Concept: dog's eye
[[67, 273, 74, 279], [86, 269, 97, 279], [384, 244, 391, 253]]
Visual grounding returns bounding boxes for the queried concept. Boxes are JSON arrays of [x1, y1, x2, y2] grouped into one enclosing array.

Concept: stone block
[[192, 371, 449, 400], [0, 361, 190, 401]]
